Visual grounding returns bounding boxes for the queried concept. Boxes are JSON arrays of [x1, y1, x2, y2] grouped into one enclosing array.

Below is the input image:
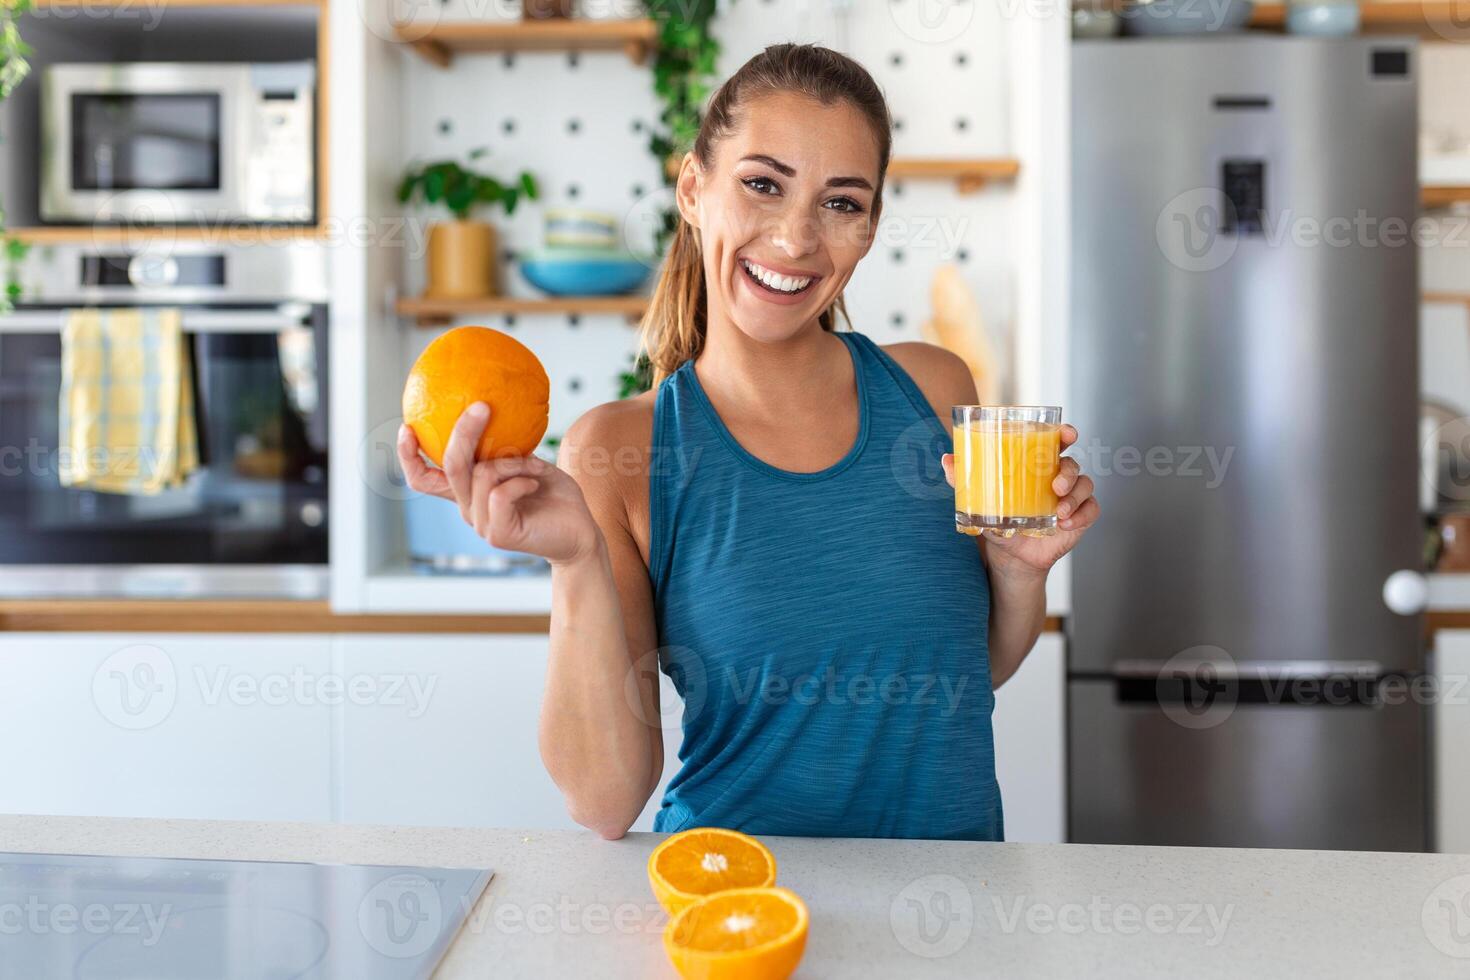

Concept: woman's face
[[677, 90, 883, 345]]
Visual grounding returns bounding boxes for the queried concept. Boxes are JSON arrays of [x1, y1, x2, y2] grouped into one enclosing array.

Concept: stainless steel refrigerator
[[1069, 37, 1427, 851]]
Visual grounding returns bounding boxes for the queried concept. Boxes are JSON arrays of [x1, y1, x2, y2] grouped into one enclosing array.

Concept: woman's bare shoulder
[[881, 341, 976, 418], [562, 389, 656, 455]]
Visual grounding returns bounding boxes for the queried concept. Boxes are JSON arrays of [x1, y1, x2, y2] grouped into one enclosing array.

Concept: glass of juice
[[952, 406, 1063, 537]]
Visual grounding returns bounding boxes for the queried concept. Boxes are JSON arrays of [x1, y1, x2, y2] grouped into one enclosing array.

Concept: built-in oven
[[0, 242, 328, 598], [40, 62, 315, 225]]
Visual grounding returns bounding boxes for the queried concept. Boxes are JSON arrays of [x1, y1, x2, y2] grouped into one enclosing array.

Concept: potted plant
[[397, 149, 538, 300], [1, 0, 33, 314]]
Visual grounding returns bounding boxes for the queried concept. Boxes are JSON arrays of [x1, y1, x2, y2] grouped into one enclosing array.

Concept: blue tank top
[[648, 329, 1003, 840]]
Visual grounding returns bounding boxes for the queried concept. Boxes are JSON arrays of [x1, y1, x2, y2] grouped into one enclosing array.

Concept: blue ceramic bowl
[[520, 249, 651, 297]]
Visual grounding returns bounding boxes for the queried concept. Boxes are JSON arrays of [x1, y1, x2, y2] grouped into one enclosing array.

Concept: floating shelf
[[6, 226, 332, 247], [397, 294, 648, 326], [1423, 186, 1470, 210], [1250, 1, 1470, 36], [395, 19, 659, 68], [1424, 291, 1470, 313], [886, 158, 1021, 194]]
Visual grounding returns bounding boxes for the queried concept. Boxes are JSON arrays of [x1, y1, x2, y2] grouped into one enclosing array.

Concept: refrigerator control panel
[[1221, 159, 1266, 235]]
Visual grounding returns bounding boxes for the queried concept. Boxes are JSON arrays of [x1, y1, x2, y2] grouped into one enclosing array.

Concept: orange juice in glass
[[952, 406, 1063, 537]]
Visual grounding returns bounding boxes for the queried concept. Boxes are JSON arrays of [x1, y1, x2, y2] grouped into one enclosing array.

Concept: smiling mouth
[[740, 258, 818, 297]]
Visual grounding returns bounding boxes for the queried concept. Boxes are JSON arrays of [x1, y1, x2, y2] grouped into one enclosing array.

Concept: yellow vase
[[426, 220, 498, 299]]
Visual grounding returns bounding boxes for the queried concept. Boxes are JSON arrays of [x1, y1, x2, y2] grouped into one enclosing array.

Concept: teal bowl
[[520, 250, 650, 297]]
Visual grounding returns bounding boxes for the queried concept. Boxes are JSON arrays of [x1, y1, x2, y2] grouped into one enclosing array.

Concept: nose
[[768, 207, 820, 259]]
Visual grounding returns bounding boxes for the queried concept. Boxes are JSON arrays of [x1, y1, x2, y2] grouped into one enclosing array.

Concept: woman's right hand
[[397, 402, 603, 566]]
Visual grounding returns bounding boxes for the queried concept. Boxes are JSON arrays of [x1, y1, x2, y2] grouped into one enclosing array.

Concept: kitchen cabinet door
[[1434, 629, 1470, 854], [992, 632, 1066, 843], [0, 633, 333, 822], [335, 635, 683, 832]]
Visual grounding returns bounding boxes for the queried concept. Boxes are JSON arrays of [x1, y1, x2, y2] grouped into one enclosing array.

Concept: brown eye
[[742, 176, 779, 195]]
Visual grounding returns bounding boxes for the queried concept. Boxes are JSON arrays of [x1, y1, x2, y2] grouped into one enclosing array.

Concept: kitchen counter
[[3, 814, 1467, 978]]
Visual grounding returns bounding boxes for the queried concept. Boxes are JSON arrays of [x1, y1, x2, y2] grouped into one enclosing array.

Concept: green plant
[[0, 0, 32, 313], [397, 148, 539, 221], [644, 0, 719, 253], [618, 353, 653, 399]]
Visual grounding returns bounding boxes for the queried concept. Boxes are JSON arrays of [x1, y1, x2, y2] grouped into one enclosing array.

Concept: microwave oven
[[40, 62, 315, 225]]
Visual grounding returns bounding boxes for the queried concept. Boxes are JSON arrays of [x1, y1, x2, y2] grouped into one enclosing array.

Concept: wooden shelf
[[1423, 185, 1470, 209], [1424, 291, 1470, 313], [0, 600, 547, 634], [1250, 1, 1470, 37], [397, 294, 648, 326], [395, 18, 659, 68], [886, 158, 1021, 194], [7, 226, 332, 246]]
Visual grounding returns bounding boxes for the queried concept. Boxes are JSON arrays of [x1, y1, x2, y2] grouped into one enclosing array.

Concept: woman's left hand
[[941, 423, 1099, 577]]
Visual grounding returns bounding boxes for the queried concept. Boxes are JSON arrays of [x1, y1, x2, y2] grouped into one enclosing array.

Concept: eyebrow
[[739, 154, 875, 192]]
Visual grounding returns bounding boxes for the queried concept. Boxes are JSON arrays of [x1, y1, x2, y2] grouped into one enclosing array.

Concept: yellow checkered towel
[[58, 308, 199, 495]]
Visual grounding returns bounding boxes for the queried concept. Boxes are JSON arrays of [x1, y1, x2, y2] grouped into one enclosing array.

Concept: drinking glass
[[952, 406, 1064, 537]]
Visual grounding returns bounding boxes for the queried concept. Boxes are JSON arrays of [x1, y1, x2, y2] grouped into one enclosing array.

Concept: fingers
[[469, 457, 543, 540], [1052, 456, 1082, 497], [1059, 423, 1078, 449], [941, 453, 955, 488], [443, 402, 490, 522], [1060, 495, 1099, 532], [1058, 476, 1096, 529], [397, 424, 451, 499]]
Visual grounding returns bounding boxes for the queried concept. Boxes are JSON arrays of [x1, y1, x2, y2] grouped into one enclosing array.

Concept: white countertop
[[3, 815, 1468, 978]]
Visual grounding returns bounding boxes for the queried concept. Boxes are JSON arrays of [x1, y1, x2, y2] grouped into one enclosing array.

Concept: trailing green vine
[[626, 0, 718, 398], [0, 0, 33, 313]]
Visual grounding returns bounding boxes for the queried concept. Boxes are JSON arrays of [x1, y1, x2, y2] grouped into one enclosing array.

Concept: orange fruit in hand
[[402, 325, 550, 466], [648, 828, 777, 916], [663, 886, 809, 980]]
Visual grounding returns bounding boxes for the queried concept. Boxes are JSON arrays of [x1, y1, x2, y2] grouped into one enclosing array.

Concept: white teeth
[[742, 259, 812, 294]]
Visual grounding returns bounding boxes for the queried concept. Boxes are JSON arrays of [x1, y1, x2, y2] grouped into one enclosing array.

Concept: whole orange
[[402, 326, 550, 466]]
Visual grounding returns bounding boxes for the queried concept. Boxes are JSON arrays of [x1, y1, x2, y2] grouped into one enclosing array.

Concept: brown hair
[[639, 43, 893, 384]]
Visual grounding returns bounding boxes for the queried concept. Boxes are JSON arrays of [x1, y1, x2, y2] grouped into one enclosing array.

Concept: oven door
[[0, 305, 328, 598], [40, 64, 254, 225]]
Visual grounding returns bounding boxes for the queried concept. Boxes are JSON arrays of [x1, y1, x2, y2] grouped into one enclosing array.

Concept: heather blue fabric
[[648, 330, 1002, 840]]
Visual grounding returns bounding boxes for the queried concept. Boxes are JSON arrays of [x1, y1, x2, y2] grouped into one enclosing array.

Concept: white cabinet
[[992, 633, 1067, 843], [1434, 629, 1470, 853], [0, 633, 333, 822], [336, 634, 681, 833]]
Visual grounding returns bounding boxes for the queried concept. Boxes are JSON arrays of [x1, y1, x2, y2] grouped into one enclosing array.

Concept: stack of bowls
[[520, 208, 651, 297]]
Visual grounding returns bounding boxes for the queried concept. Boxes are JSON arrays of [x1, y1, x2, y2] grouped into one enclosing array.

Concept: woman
[[397, 43, 1097, 841]]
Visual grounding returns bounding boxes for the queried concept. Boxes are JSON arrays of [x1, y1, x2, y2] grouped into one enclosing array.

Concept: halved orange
[[663, 886, 809, 980], [648, 827, 777, 916]]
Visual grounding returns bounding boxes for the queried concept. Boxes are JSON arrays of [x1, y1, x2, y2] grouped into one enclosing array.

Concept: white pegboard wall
[[392, 0, 1022, 442]]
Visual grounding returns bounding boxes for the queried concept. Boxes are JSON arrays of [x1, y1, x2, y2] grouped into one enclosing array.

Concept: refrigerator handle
[[1382, 570, 1429, 616]]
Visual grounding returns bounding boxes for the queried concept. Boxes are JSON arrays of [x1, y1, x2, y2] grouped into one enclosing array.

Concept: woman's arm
[[541, 402, 664, 839], [884, 341, 1096, 689], [397, 401, 663, 839]]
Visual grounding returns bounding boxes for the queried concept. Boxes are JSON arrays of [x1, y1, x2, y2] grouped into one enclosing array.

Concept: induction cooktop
[[0, 850, 493, 979]]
